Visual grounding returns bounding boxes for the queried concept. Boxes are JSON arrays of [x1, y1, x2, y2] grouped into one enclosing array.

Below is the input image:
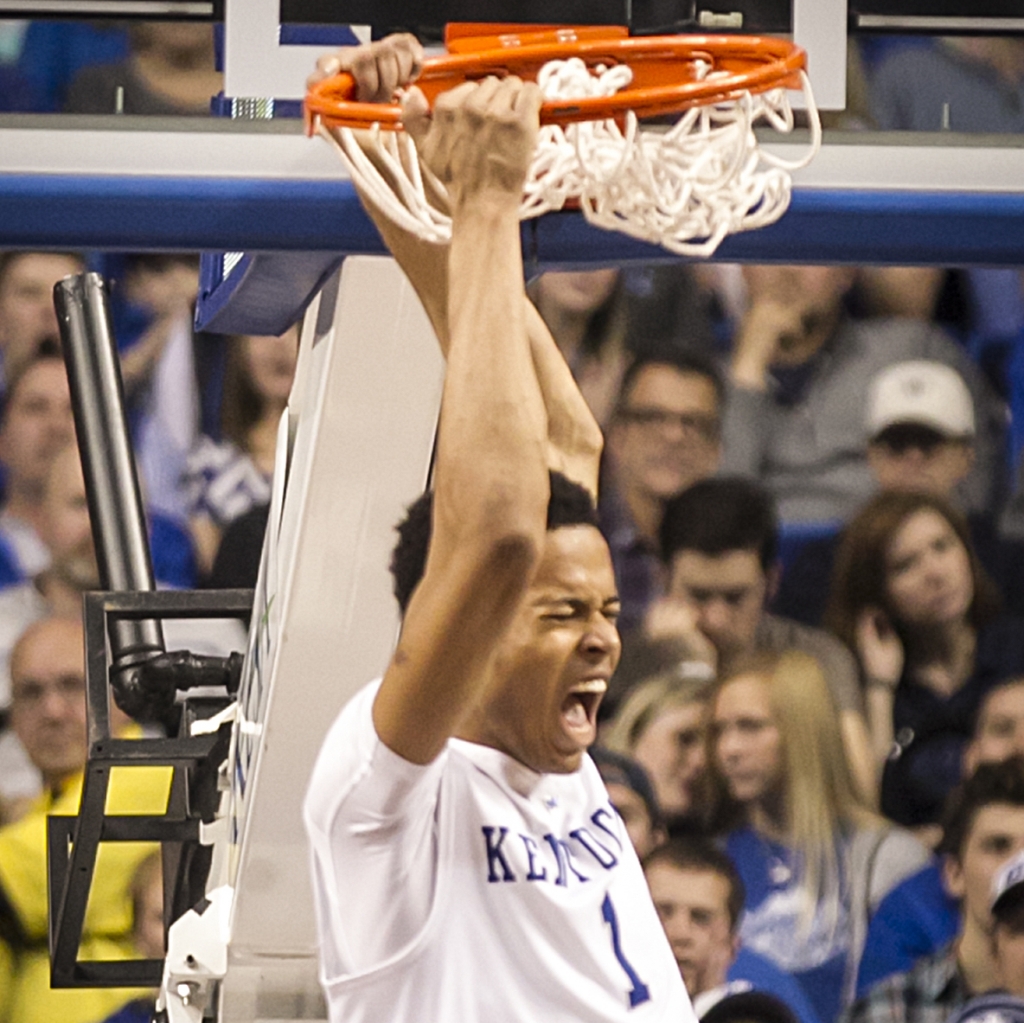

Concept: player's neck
[[454, 706, 507, 756], [454, 703, 543, 774]]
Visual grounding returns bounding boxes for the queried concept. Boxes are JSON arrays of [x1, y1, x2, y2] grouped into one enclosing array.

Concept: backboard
[[212, 255, 445, 1021], [221, 0, 847, 108]]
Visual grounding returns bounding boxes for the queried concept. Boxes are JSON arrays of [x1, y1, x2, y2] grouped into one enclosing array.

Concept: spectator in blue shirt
[[844, 759, 1024, 1023], [643, 835, 823, 1023]]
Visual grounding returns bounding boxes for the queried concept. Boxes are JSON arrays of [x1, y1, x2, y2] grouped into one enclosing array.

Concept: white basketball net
[[319, 56, 820, 257]]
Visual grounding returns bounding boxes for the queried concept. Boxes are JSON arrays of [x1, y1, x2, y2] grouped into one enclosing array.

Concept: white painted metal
[[209, 255, 445, 1021], [855, 15, 1024, 31], [793, 0, 848, 111], [161, 885, 233, 1023], [0, 121, 346, 179], [223, 0, 369, 102], [4, 121, 1024, 194]]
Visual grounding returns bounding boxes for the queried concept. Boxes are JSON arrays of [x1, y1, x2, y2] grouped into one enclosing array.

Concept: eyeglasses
[[11, 674, 86, 709], [618, 406, 720, 441]]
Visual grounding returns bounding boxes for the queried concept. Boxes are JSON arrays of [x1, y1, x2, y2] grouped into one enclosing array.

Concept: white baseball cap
[[866, 360, 975, 440], [992, 848, 1024, 918]]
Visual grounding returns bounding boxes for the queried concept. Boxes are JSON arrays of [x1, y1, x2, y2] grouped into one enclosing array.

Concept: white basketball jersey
[[304, 680, 693, 1023]]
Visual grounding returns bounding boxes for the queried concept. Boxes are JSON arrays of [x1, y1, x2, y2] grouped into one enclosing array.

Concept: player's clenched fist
[[407, 76, 543, 209], [308, 33, 423, 101]]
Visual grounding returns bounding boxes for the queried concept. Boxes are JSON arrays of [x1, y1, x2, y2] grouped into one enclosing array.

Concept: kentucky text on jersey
[[483, 803, 623, 884]]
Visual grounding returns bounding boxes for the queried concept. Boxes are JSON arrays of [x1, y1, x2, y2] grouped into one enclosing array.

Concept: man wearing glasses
[[0, 617, 169, 1023], [601, 353, 724, 640]]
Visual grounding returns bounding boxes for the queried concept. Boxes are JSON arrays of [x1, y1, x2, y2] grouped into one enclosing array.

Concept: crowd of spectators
[[3, 18, 1024, 1023], [0, 246, 279, 1022]]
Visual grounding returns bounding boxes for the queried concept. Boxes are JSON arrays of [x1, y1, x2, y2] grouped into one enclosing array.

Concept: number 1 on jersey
[[602, 894, 651, 1008]]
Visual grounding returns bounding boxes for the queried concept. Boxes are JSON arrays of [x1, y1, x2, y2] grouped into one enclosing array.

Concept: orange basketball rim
[[304, 27, 808, 134]]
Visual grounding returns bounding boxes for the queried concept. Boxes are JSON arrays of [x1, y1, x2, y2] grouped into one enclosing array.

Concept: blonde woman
[[602, 667, 714, 835], [709, 649, 929, 1023]]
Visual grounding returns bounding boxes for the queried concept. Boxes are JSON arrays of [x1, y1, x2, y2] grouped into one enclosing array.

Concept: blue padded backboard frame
[[5, 121, 1024, 335]]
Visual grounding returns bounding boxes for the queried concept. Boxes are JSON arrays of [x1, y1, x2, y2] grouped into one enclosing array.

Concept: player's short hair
[[938, 756, 1024, 862], [659, 476, 778, 571], [642, 836, 746, 931], [390, 469, 600, 615]]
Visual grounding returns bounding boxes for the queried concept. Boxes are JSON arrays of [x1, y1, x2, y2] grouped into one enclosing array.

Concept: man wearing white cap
[[719, 266, 1003, 527], [864, 360, 976, 502], [775, 360, 1024, 625]]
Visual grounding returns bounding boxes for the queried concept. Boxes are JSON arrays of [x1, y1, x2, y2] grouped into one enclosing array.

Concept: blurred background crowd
[[4, 19, 1024, 1023]]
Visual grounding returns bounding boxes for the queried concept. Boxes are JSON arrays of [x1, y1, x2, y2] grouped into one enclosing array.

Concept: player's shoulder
[[303, 679, 382, 816]]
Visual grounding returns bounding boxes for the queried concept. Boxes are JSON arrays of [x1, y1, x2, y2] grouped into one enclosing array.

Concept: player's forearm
[[347, 130, 598, 498], [525, 301, 603, 498], [374, 197, 548, 767], [439, 195, 549, 533]]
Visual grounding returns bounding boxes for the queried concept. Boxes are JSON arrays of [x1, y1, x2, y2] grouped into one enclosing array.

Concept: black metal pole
[[53, 272, 171, 722]]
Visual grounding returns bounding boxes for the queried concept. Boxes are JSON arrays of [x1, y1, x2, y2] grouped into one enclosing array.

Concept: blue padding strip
[[279, 24, 363, 45], [4, 173, 1024, 266], [0, 174, 379, 253], [527, 190, 1024, 269], [195, 250, 345, 335]]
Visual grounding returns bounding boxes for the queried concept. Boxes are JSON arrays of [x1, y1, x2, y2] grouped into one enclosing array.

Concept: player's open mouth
[[560, 679, 605, 744]]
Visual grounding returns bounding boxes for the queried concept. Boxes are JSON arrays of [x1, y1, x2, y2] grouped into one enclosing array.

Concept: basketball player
[[303, 35, 693, 1022]]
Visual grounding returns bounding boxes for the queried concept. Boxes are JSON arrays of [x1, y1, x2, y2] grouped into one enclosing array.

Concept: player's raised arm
[[370, 76, 550, 765], [317, 37, 604, 497]]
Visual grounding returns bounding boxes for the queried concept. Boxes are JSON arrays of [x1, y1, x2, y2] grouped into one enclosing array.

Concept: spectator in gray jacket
[[719, 265, 1003, 527]]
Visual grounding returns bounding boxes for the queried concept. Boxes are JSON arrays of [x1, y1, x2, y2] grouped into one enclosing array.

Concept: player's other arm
[[314, 38, 603, 498], [524, 302, 603, 497], [372, 78, 550, 766]]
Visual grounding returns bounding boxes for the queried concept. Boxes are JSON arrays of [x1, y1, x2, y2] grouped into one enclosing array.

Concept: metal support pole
[[54, 272, 171, 722]]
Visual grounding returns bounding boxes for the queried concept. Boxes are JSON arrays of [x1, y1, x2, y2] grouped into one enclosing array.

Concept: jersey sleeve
[[303, 680, 446, 977]]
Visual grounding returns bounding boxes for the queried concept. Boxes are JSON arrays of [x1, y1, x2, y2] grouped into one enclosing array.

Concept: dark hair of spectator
[[615, 349, 726, 413], [701, 990, 800, 1023], [590, 746, 663, 833], [659, 477, 778, 571], [528, 270, 627, 360], [1, 339, 65, 428], [390, 470, 600, 615], [937, 756, 1024, 861], [219, 325, 297, 452], [824, 490, 1000, 654], [642, 836, 746, 931], [220, 337, 267, 451], [124, 252, 198, 276]]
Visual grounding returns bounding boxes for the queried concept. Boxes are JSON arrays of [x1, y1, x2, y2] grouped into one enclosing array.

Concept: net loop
[[312, 36, 820, 256]]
